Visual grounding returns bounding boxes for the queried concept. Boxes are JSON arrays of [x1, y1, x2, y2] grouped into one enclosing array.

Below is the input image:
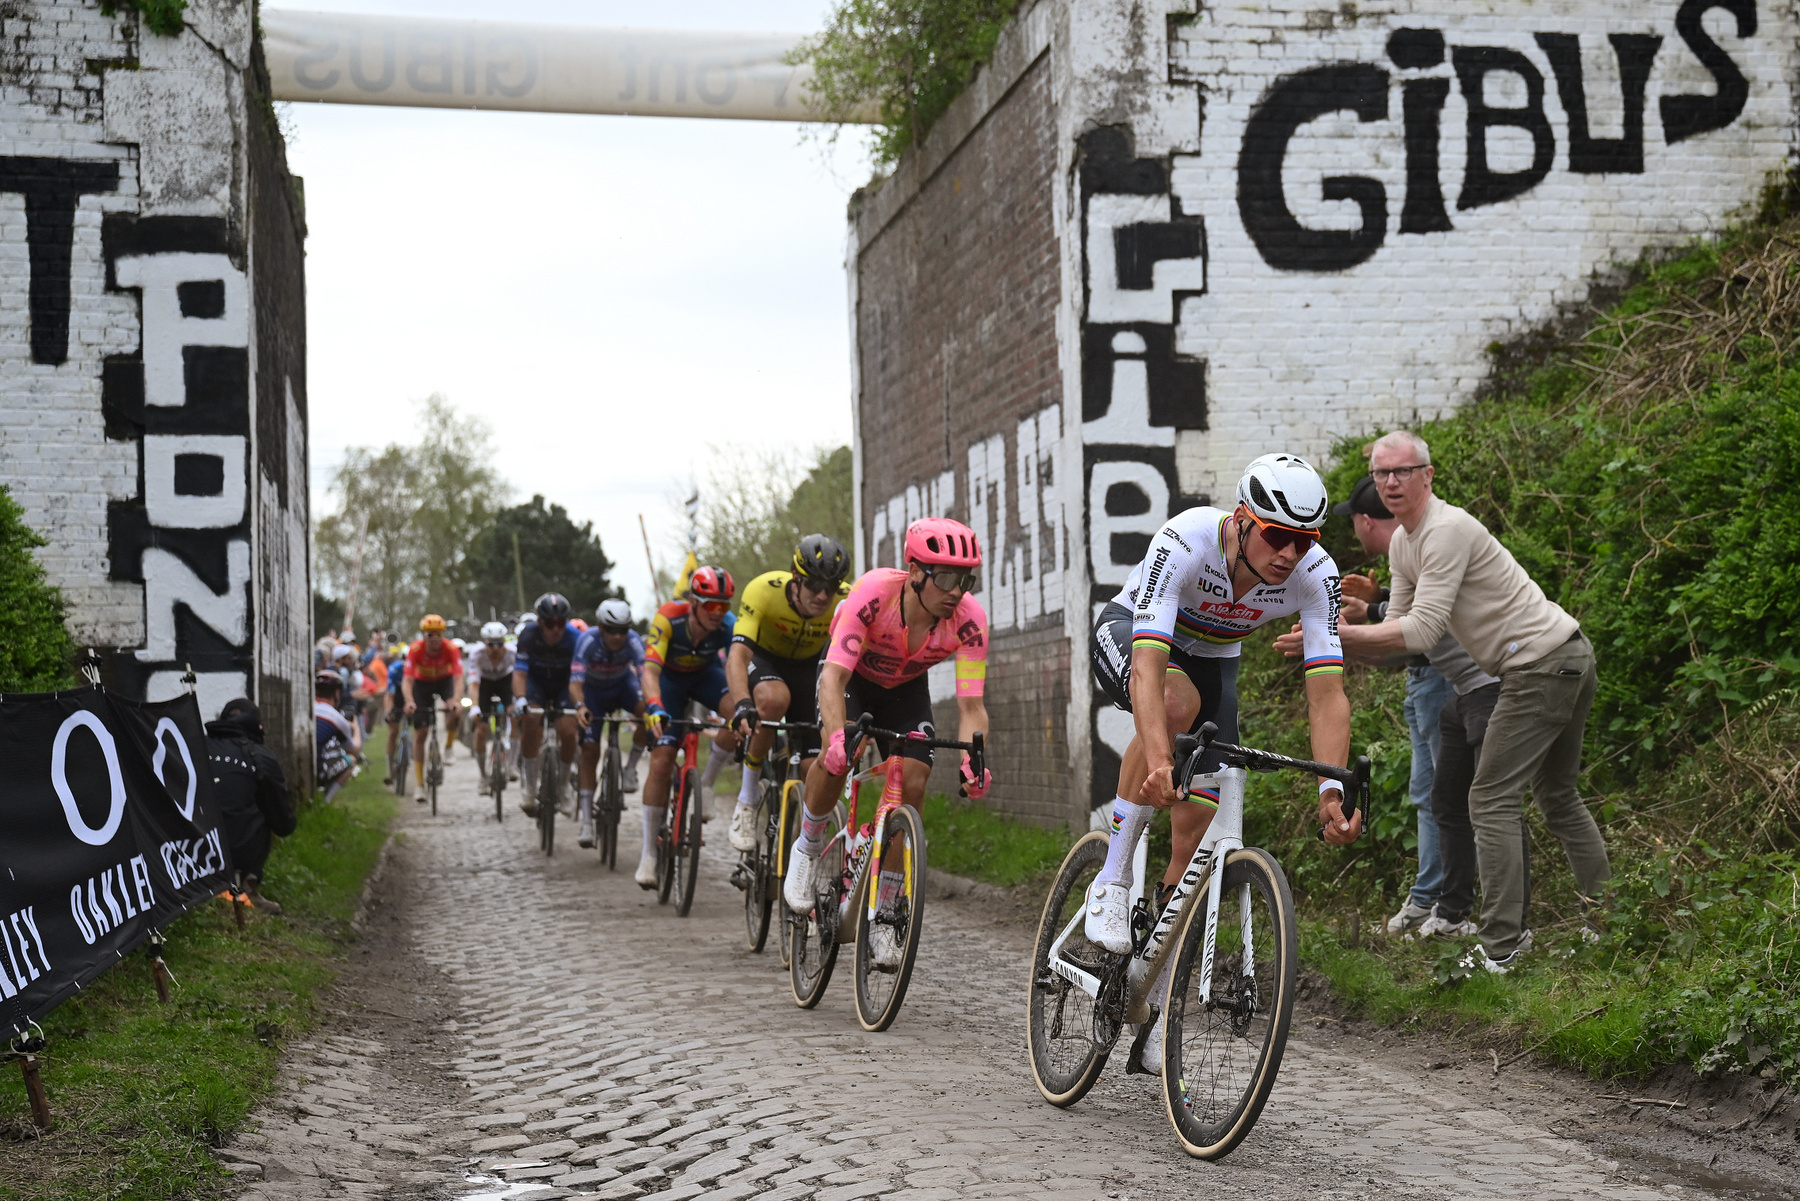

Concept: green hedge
[[0, 486, 76, 693]]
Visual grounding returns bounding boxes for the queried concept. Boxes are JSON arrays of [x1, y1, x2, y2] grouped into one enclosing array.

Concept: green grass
[[922, 792, 1072, 888], [0, 738, 398, 1200]]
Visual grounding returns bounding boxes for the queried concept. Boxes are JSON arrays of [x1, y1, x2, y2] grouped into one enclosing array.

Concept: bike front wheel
[[1027, 830, 1118, 1107], [656, 782, 678, 905], [1162, 846, 1297, 1161], [427, 737, 442, 816], [789, 806, 845, 1009], [743, 806, 773, 953], [600, 742, 622, 869], [674, 770, 703, 916], [853, 803, 927, 1032], [538, 749, 557, 856], [491, 734, 505, 822]]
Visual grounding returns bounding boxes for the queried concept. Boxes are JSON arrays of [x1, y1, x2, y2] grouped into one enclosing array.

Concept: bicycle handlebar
[[849, 712, 986, 795], [1173, 721, 1369, 829]]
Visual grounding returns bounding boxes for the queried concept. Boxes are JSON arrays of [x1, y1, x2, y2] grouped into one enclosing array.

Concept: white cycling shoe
[[783, 844, 819, 914], [621, 765, 640, 792], [868, 924, 903, 972], [1084, 881, 1133, 954], [727, 803, 760, 852], [1135, 1011, 1166, 1075], [634, 856, 658, 889], [577, 818, 595, 849]]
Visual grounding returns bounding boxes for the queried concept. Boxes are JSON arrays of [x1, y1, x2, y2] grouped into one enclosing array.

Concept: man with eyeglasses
[[724, 534, 853, 853], [1086, 454, 1356, 1060], [636, 565, 742, 888], [1337, 430, 1608, 974], [781, 517, 992, 970], [513, 592, 582, 817]]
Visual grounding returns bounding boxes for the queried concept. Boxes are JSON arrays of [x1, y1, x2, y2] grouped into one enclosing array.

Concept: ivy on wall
[[100, 0, 187, 39], [797, 0, 1021, 167]]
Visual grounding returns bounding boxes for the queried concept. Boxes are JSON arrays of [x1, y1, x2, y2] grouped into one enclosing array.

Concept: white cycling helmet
[[451, 637, 467, 651], [514, 618, 531, 636], [480, 620, 508, 642], [1236, 453, 1329, 531], [597, 598, 633, 629]]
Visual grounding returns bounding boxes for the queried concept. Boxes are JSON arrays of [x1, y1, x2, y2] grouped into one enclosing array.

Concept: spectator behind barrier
[[315, 672, 357, 802], [205, 698, 296, 914]]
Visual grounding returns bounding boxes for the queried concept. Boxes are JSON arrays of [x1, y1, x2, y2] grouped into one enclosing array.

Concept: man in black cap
[[206, 699, 297, 914]]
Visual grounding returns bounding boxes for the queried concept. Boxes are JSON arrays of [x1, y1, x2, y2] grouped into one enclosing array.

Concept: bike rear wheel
[[789, 806, 844, 1009], [389, 727, 411, 797], [1026, 831, 1118, 1107], [674, 770, 703, 916], [1162, 847, 1297, 1161], [853, 803, 927, 1032]]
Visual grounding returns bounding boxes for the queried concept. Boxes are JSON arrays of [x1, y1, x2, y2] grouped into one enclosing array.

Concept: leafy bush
[[799, 0, 1021, 166], [0, 486, 76, 693], [99, 0, 187, 39]]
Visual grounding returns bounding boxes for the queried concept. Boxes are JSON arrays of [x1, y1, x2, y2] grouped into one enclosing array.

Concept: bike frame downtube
[[863, 755, 907, 923]]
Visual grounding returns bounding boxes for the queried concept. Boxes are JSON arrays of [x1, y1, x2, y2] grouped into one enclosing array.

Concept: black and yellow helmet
[[793, 534, 848, 586]]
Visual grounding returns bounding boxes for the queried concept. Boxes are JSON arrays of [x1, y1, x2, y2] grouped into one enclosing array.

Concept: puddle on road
[[455, 1160, 554, 1200], [1605, 1145, 1794, 1198]]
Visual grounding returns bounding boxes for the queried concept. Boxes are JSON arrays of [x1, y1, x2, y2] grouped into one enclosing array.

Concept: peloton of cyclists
[[401, 614, 465, 801], [782, 518, 993, 968], [636, 566, 742, 889], [572, 597, 651, 849], [725, 534, 852, 852], [514, 592, 583, 817], [468, 620, 516, 793]]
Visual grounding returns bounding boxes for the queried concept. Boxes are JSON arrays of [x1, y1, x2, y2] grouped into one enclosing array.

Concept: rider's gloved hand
[[732, 697, 760, 737], [645, 701, 669, 735], [821, 727, 848, 776], [959, 754, 992, 799]]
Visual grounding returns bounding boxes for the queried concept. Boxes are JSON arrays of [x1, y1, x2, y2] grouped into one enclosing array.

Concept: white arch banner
[[261, 10, 876, 123]]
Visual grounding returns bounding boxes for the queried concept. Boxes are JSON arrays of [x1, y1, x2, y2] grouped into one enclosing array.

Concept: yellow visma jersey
[[731, 571, 849, 661]]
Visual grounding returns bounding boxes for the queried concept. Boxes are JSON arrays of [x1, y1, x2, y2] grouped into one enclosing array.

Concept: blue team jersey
[[515, 620, 581, 683], [576, 627, 645, 685]]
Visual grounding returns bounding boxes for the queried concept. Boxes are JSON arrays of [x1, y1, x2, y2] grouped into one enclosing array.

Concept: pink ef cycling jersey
[[825, 569, 988, 697]]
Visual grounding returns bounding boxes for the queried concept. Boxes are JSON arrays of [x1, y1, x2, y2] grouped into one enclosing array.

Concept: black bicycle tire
[[601, 741, 621, 868], [539, 746, 557, 856], [1026, 831, 1115, 1107], [492, 729, 505, 822], [744, 787, 773, 952], [776, 782, 802, 971], [675, 771, 703, 917], [656, 775, 678, 905], [427, 728, 440, 817], [853, 803, 928, 1032], [1162, 847, 1297, 1161], [789, 809, 844, 1009]]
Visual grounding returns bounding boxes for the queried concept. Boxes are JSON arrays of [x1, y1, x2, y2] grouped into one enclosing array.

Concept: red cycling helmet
[[689, 565, 735, 602], [904, 517, 982, 568]]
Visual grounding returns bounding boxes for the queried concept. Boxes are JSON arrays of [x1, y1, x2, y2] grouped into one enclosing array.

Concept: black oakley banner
[[0, 687, 231, 1041]]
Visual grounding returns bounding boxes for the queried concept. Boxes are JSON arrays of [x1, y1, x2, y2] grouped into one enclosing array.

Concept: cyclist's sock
[[736, 758, 761, 808], [877, 869, 904, 913], [702, 741, 728, 790], [797, 808, 829, 855], [414, 759, 424, 785], [578, 789, 593, 823], [523, 757, 539, 796], [625, 745, 643, 772], [640, 805, 664, 861], [1097, 797, 1152, 890]]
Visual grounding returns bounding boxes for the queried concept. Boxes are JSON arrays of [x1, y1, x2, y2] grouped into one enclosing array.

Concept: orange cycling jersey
[[404, 638, 463, 682]]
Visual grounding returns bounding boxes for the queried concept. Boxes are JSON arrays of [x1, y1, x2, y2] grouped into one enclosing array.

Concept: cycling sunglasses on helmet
[[926, 567, 979, 593], [1246, 512, 1320, 554]]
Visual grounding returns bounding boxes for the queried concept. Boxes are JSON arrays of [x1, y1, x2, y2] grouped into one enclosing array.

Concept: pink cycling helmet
[[904, 517, 982, 568]]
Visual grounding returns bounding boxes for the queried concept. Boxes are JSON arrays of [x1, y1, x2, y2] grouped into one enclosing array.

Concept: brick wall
[[853, 32, 1077, 829], [0, 1, 311, 787]]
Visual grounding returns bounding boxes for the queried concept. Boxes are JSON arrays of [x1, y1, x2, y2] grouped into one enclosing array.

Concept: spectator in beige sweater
[[1337, 431, 1609, 972]]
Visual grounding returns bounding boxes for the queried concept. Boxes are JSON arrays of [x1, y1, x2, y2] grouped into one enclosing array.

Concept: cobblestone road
[[228, 752, 1728, 1201]]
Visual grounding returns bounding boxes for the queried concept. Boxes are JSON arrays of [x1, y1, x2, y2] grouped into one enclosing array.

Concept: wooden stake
[[149, 933, 172, 1004], [20, 1053, 50, 1129]]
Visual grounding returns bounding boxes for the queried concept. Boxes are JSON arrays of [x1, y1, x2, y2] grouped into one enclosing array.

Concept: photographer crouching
[[206, 699, 297, 914]]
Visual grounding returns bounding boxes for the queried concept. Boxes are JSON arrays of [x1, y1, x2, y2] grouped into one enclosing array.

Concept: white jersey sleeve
[[1292, 549, 1345, 678]]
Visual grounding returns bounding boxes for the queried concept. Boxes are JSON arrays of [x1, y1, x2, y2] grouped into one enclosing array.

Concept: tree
[[464, 496, 621, 623], [0, 486, 76, 691], [313, 395, 508, 636], [688, 445, 856, 592]]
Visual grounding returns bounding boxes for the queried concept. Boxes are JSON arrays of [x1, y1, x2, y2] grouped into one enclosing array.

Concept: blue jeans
[[1403, 664, 1454, 909]]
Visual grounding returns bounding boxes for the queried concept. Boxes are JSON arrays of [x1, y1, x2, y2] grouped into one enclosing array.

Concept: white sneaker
[[1084, 882, 1132, 954], [783, 843, 818, 914], [728, 803, 760, 852], [1136, 1011, 1165, 1075], [1416, 910, 1479, 939], [1386, 901, 1432, 935], [868, 923, 902, 971], [578, 818, 595, 849], [622, 765, 639, 791], [634, 856, 657, 889]]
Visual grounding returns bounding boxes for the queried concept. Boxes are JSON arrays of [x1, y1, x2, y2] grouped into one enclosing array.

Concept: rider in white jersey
[[1087, 455, 1358, 1042], [469, 621, 516, 793]]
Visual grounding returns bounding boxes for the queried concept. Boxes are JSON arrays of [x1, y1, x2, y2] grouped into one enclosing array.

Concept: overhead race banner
[[261, 10, 876, 122], [0, 690, 230, 1040]]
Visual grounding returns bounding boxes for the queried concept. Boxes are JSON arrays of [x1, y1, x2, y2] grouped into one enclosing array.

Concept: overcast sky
[[271, 0, 870, 617]]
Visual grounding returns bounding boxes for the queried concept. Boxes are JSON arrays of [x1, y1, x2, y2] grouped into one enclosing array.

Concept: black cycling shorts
[[407, 676, 458, 728], [844, 670, 936, 767], [476, 676, 511, 714], [1091, 601, 1239, 777], [748, 649, 823, 758]]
